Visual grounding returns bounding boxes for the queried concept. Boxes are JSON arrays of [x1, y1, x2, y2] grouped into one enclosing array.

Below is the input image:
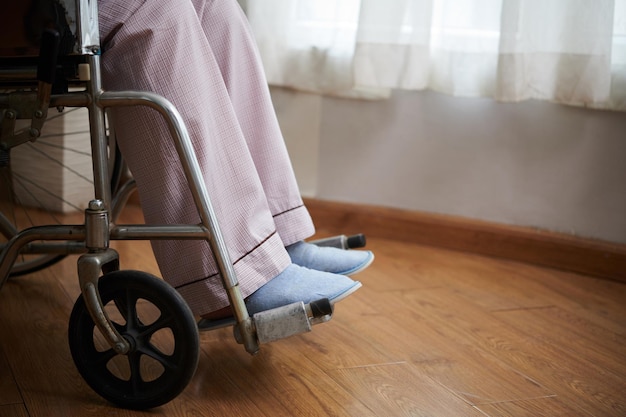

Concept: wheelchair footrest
[[198, 298, 333, 344], [254, 298, 333, 344], [254, 301, 312, 344]]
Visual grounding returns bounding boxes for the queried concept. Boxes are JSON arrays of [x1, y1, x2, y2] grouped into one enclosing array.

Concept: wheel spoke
[[91, 347, 118, 367], [138, 313, 174, 339], [138, 343, 179, 373], [127, 352, 145, 396], [113, 288, 139, 328]]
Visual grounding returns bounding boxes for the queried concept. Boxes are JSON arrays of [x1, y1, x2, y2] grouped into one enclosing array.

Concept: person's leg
[[97, 0, 361, 318], [190, 0, 313, 245], [98, 0, 290, 316], [190, 0, 374, 274]]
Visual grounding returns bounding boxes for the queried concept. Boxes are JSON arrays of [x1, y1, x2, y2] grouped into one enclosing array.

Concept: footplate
[[198, 298, 333, 345], [253, 298, 333, 344]]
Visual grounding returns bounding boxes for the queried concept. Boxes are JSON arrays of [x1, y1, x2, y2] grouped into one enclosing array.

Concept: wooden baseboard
[[304, 198, 626, 283]]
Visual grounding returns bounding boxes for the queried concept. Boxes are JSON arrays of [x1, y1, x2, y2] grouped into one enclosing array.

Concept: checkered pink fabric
[[98, 0, 315, 315]]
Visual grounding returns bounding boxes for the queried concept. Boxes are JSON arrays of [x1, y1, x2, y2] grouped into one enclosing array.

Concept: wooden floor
[[1, 205, 625, 416]]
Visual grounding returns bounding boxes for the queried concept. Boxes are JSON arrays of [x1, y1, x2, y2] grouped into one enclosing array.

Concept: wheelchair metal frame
[[1, 2, 340, 407], [0, 0, 267, 354]]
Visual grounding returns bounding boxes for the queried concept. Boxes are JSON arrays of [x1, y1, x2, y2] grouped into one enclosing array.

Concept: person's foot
[[200, 264, 361, 321], [286, 241, 374, 275], [246, 264, 361, 314]]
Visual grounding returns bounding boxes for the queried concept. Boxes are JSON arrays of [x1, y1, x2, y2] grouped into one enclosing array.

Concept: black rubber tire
[[68, 270, 199, 409]]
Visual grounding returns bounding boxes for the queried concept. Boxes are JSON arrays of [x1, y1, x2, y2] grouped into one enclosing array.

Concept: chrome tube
[[0, 225, 86, 290], [110, 224, 209, 240], [86, 56, 112, 210]]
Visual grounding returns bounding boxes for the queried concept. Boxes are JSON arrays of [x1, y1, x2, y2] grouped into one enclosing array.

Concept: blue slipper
[[246, 264, 362, 315], [286, 241, 374, 275]]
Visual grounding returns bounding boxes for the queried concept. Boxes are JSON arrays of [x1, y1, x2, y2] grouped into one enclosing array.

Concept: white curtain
[[244, 0, 626, 110]]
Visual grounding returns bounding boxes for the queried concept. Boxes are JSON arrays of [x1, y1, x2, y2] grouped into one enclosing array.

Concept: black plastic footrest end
[[309, 298, 333, 318]]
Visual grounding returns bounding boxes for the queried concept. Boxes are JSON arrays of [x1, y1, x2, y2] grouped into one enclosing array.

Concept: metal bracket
[[77, 249, 127, 354]]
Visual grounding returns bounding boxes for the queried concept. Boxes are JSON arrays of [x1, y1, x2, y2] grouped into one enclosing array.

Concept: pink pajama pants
[[97, 0, 315, 316]]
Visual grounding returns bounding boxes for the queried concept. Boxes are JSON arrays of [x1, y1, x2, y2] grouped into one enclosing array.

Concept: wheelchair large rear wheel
[[68, 270, 199, 410]]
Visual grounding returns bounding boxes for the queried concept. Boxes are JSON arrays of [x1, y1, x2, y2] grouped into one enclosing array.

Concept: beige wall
[[274, 87, 626, 245], [29, 86, 625, 244]]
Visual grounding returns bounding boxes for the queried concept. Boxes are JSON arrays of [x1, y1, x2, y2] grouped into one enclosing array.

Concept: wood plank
[[0, 266, 104, 416], [523, 268, 626, 335], [0, 346, 22, 406], [285, 305, 405, 371], [339, 303, 556, 409], [305, 198, 626, 282], [494, 306, 626, 383], [0, 404, 29, 417], [398, 287, 626, 416], [293, 252, 558, 408], [476, 396, 594, 416], [344, 290, 556, 406], [197, 337, 376, 417], [358, 237, 554, 311], [328, 362, 485, 416]]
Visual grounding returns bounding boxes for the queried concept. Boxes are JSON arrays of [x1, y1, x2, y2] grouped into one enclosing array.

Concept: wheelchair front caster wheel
[[68, 270, 199, 409]]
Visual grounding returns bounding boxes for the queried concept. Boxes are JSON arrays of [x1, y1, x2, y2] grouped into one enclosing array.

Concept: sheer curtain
[[244, 0, 626, 110]]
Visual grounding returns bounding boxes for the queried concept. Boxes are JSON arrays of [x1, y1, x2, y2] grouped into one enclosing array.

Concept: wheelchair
[[0, 0, 365, 410]]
